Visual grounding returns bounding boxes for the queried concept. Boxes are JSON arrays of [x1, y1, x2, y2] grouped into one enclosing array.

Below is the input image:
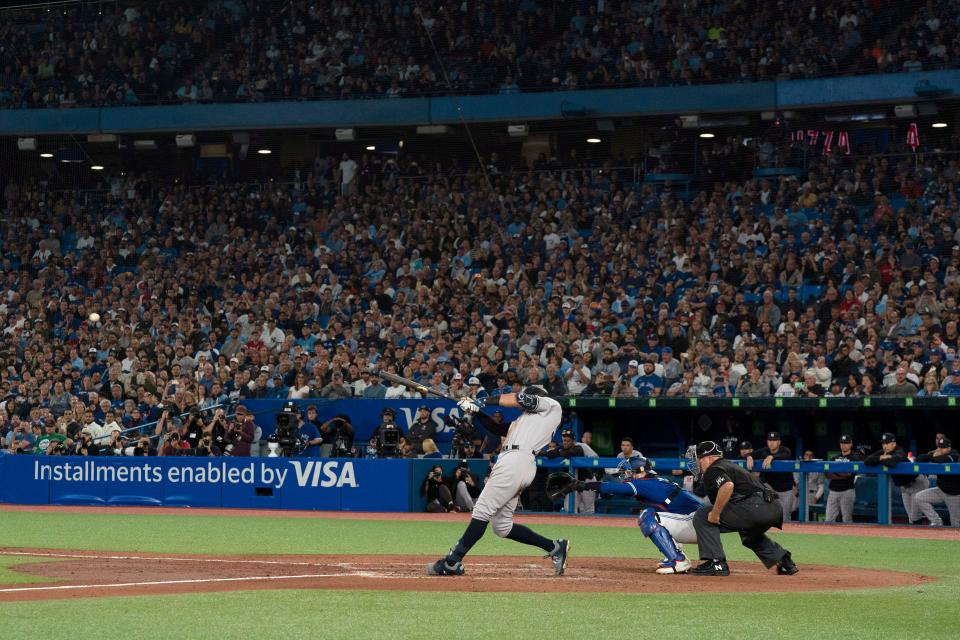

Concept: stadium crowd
[[3, 131, 960, 458], [1, 0, 959, 108]]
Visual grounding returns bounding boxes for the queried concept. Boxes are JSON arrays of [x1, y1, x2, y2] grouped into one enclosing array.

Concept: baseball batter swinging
[[427, 386, 571, 576]]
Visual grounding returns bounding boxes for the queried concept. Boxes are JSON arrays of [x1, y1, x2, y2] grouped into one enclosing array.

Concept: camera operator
[[421, 465, 458, 513], [443, 412, 478, 459], [407, 405, 437, 456], [452, 459, 481, 511], [104, 424, 126, 456], [368, 407, 406, 458], [320, 412, 355, 457], [224, 405, 256, 456], [207, 407, 230, 452], [153, 404, 180, 440], [46, 440, 68, 456], [297, 408, 322, 457]]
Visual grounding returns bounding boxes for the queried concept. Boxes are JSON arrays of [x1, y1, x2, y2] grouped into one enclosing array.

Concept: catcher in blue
[[427, 386, 570, 577], [550, 453, 702, 574]]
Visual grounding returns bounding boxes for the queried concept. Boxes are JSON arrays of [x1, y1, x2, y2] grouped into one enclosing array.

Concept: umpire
[[691, 441, 799, 576]]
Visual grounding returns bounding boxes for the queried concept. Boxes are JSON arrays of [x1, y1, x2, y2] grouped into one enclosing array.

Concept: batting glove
[[457, 397, 481, 415]]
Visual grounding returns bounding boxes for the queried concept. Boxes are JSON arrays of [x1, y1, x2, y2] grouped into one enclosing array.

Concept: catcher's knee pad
[[637, 508, 660, 537]]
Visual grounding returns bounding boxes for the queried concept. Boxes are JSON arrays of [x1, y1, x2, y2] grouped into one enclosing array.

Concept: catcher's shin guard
[[638, 508, 684, 565]]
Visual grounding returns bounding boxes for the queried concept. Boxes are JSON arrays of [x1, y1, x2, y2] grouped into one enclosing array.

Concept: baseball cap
[[418, 404, 429, 412], [260, 365, 270, 372], [561, 429, 574, 438], [696, 441, 723, 459], [839, 435, 853, 444], [235, 405, 247, 413], [739, 440, 752, 449], [452, 372, 462, 380], [467, 376, 481, 385], [881, 432, 897, 444], [767, 431, 781, 441], [662, 346, 672, 354], [628, 360, 639, 368], [936, 437, 952, 448]]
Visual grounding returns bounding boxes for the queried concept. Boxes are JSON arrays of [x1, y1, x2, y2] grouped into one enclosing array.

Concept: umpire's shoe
[[546, 539, 570, 576], [426, 558, 465, 576], [777, 553, 799, 575], [690, 559, 730, 576]]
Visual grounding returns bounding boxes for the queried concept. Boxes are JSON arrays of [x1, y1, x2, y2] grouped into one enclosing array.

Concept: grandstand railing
[[541, 457, 958, 525]]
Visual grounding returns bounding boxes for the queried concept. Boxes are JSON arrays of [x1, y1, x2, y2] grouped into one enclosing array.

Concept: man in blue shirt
[[634, 361, 664, 397], [298, 411, 322, 457]]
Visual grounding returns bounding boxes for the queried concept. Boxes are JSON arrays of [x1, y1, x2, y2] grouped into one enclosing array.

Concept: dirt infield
[[1, 504, 956, 540], [0, 548, 933, 602]]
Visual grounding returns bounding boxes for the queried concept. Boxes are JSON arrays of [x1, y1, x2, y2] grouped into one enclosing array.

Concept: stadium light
[[257, 149, 272, 154], [40, 153, 53, 158], [90, 165, 104, 171], [586, 137, 601, 144], [932, 122, 948, 128], [366, 145, 376, 151], [699, 132, 716, 138]]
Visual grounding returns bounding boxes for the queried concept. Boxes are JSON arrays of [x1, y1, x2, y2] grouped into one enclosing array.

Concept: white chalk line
[[0, 550, 539, 570], [0, 574, 352, 593]]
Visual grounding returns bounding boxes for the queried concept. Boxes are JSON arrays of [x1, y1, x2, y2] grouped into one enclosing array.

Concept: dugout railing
[[537, 457, 959, 526]]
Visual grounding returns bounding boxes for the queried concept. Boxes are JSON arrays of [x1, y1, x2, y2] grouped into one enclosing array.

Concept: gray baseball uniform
[[472, 395, 562, 534]]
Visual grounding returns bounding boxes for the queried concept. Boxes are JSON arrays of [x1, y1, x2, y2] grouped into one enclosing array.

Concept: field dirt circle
[[0, 549, 934, 601]]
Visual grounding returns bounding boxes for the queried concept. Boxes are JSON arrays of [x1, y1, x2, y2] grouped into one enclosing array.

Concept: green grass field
[[0, 510, 956, 639]]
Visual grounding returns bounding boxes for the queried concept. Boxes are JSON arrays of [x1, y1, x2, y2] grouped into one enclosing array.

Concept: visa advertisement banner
[[0, 455, 411, 511]]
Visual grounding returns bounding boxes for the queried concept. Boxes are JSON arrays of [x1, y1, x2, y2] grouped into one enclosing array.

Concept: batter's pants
[[471, 451, 536, 536], [825, 488, 856, 523], [913, 486, 960, 527], [897, 475, 930, 522], [692, 496, 789, 568]]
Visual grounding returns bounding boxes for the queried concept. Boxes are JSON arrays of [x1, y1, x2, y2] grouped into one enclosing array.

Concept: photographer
[[195, 433, 220, 457], [160, 430, 189, 456], [452, 460, 481, 512], [71, 431, 100, 456], [132, 436, 157, 456], [421, 465, 458, 513], [225, 405, 256, 456], [319, 412, 355, 457], [182, 409, 207, 450], [207, 407, 230, 452], [444, 412, 477, 459]]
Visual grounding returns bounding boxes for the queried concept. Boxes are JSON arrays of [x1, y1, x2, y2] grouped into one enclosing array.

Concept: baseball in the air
[[88, 312, 101, 323]]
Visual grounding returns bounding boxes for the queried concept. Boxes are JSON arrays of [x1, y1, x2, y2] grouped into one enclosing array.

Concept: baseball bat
[[377, 370, 460, 403]]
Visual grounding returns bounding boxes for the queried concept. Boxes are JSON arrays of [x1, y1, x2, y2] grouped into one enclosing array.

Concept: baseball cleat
[[777, 553, 799, 575], [656, 555, 691, 574], [426, 559, 465, 576], [690, 559, 730, 576], [546, 539, 570, 576]]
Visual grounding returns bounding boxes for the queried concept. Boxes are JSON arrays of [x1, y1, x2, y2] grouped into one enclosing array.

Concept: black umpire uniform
[[691, 441, 798, 576]]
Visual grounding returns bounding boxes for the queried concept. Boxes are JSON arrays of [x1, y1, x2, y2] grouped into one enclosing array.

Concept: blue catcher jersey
[[599, 476, 702, 514]]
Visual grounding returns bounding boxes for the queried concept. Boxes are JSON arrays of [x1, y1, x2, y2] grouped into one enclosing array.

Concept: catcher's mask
[[616, 456, 652, 480]]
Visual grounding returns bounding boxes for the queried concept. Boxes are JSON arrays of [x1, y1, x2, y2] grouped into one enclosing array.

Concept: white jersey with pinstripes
[[502, 395, 563, 452]]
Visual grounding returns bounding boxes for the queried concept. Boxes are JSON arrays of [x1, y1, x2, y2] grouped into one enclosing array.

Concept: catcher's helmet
[[616, 456, 653, 480], [522, 385, 548, 397]]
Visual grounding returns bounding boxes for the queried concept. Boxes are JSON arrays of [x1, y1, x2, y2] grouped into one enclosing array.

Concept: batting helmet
[[522, 385, 548, 397]]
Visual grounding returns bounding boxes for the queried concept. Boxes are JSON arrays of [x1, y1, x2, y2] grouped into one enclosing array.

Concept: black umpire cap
[[696, 441, 723, 459]]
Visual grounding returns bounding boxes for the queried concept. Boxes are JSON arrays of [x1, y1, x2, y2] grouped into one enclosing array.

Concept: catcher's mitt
[[545, 472, 578, 501]]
